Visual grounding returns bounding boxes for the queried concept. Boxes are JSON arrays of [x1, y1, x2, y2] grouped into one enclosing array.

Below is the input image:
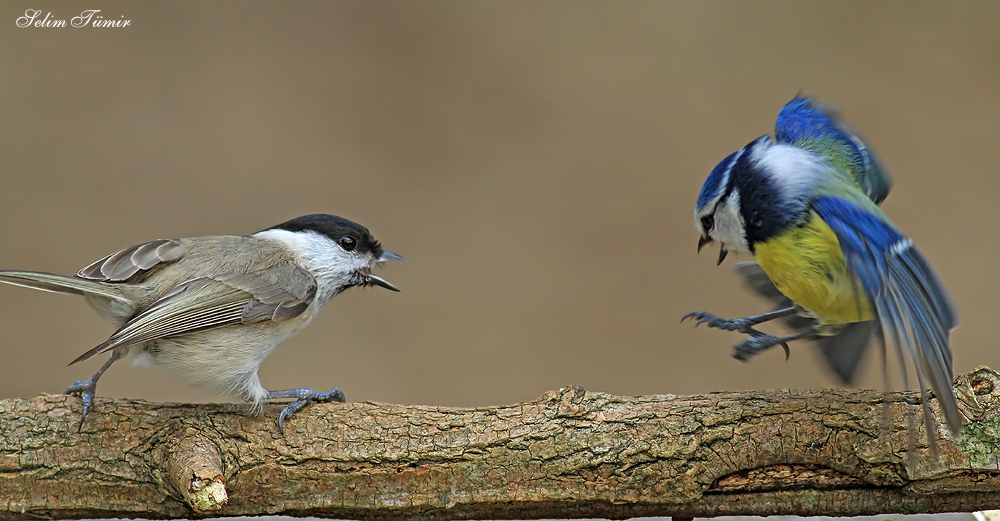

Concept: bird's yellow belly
[[753, 211, 874, 325]]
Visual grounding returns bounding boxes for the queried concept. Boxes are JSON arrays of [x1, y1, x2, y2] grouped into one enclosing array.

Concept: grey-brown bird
[[0, 214, 402, 432]]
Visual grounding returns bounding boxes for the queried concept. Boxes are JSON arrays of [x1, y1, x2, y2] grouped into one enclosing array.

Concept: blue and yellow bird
[[684, 96, 961, 452]]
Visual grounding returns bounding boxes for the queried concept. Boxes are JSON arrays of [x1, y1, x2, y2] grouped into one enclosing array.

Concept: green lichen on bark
[[959, 417, 1000, 468]]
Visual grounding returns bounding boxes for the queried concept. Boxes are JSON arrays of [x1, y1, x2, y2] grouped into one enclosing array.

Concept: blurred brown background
[[0, 1, 997, 410]]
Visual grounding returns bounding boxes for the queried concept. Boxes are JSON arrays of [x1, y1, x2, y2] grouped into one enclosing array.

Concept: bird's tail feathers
[[0, 270, 125, 299]]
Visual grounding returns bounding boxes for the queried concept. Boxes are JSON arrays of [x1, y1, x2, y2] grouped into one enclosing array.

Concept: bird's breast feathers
[[753, 210, 874, 325]]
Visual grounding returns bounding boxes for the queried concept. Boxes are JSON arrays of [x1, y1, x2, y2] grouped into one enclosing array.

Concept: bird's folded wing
[[70, 264, 317, 365], [811, 195, 961, 435], [215, 263, 318, 322], [76, 239, 187, 282]]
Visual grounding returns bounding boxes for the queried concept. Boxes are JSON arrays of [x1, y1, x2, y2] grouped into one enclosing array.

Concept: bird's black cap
[[265, 214, 384, 256]]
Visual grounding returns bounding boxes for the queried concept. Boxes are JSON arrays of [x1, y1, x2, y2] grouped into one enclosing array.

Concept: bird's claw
[[64, 379, 97, 432], [733, 334, 791, 362], [277, 387, 346, 434], [685, 310, 794, 363], [682, 311, 763, 335]]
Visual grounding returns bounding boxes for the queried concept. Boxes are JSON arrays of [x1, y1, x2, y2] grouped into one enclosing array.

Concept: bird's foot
[[64, 378, 98, 431], [733, 334, 791, 362], [682, 311, 767, 335], [266, 387, 346, 434]]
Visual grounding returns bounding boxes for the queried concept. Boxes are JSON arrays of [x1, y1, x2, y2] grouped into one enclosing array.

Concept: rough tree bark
[[1, 367, 1000, 520]]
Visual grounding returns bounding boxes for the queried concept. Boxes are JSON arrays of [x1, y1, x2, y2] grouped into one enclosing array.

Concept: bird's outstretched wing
[[733, 262, 876, 384], [811, 196, 961, 440], [776, 97, 891, 204], [70, 263, 317, 365]]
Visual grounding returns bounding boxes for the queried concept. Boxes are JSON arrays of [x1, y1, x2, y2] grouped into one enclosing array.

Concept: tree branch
[[2, 367, 1000, 519]]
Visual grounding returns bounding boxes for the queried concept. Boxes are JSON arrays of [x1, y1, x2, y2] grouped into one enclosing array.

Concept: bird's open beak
[[364, 250, 404, 291], [697, 236, 728, 265], [697, 235, 712, 253], [380, 250, 405, 262], [366, 273, 400, 292]]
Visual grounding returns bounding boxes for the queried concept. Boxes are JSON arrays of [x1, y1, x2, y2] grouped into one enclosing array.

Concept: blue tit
[[683, 96, 961, 453], [692, 97, 892, 358], [732, 97, 892, 384]]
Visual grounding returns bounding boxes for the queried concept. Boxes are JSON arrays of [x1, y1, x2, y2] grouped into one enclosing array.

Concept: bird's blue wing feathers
[[812, 196, 961, 437], [776, 98, 852, 148], [777, 97, 891, 204]]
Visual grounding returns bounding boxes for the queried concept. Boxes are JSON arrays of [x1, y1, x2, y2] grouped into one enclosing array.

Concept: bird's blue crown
[[696, 150, 740, 211]]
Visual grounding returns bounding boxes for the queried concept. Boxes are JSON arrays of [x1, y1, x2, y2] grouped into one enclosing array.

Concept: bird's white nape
[[749, 141, 829, 201]]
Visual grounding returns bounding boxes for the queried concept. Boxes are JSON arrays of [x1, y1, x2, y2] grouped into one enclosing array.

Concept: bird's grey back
[[35, 235, 311, 324]]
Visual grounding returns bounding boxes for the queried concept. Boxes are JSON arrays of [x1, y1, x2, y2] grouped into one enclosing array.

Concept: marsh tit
[[0, 214, 403, 432], [683, 96, 960, 455]]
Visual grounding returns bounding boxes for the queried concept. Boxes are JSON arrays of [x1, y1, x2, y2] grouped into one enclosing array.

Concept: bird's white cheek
[[309, 254, 367, 295], [715, 227, 751, 254], [711, 198, 751, 254]]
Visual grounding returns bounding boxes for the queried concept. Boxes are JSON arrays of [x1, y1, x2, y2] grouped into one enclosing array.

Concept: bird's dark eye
[[339, 236, 357, 251], [701, 215, 714, 232]]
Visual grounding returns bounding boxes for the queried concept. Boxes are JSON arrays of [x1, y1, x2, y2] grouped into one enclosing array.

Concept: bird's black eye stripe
[[701, 215, 714, 232], [339, 236, 357, 251]]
